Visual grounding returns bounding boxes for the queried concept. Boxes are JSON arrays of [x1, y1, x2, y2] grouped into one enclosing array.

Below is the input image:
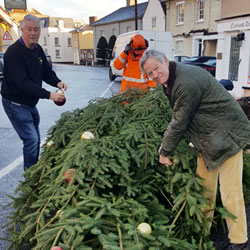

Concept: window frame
[[176, 1, 184, 25], [152, 17, 156, 31], [126, 26, 132, 32], [55, 49, 61, 58], [197, 0, 204, 22], [175, 39, 184, 55], [43, 36, 47, 46], [228, 36, 241, 81], [54, 37, 60, 47], [67, 37, 72, 47]]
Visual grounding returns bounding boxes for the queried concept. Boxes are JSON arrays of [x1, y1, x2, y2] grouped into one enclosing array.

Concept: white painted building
[[216, 17, 250, 97], [39, 17, 84, 63], [142, 0, 166, 31]]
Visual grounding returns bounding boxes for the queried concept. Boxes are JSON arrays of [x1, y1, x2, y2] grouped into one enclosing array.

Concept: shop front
[[216, 16, 250, 98]]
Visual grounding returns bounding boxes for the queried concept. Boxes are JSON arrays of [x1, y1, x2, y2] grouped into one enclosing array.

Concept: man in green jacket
[[140, 49, 250, 250]]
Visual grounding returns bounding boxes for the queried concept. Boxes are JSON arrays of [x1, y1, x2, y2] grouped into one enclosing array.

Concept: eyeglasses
[[132, 48, 146, 51]]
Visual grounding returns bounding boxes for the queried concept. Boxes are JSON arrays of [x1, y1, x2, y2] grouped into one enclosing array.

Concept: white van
[[109, 30, 174, 81]]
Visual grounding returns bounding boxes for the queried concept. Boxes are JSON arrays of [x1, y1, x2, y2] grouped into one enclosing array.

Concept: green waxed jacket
[[161, 62, 250, 170]]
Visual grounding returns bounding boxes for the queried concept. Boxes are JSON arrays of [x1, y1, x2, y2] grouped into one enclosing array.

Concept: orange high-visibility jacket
[[114, 51, 156, 93]]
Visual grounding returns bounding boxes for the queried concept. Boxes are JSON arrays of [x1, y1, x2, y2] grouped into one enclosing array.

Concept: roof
[[70, 24, 93, 33], [7, 8, 48, 23], [39, 17, 50, 28], [49, 17, 76, 28], [38, 17, 76, 29], [92, 2, 148, 26], [160, 0, 166, 15]]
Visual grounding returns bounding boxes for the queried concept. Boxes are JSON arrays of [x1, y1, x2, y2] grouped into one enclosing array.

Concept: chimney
[[89, 16, 97, 25], [126, 0, 135, 6]]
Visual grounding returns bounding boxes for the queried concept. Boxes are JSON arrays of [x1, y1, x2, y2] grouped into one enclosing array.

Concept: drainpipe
[[135, 0, 138, 30]]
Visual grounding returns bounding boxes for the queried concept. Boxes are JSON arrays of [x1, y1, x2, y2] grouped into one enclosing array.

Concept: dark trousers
[[2, 97, 40, 170]]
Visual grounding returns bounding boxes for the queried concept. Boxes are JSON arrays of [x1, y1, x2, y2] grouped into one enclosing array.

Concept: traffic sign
[[3, 31, 12, 40]]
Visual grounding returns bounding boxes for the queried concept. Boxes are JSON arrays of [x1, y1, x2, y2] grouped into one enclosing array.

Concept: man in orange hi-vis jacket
[[114, 34, 156, 93]]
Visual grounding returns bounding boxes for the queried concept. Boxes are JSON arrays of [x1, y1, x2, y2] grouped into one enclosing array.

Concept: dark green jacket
[[161, 62, 250, 170]]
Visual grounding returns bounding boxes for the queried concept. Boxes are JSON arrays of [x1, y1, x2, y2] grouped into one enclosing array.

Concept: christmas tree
[[5, 87, 249, 250]]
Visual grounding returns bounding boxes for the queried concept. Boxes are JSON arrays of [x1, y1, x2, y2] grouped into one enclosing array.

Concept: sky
[[0, 0, 146, 23]]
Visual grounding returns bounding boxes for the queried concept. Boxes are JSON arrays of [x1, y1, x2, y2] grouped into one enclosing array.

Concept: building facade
[[216, 0, 250, 97], [166, 0, 220, 57], [142, 0, 166, 31], [39, 17, 84, 63], [71, 20, 94, 65], [91, 1, 148, 63]]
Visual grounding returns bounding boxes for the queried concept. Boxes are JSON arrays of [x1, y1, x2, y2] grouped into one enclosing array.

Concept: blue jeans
[[2, 97, 40, 170]]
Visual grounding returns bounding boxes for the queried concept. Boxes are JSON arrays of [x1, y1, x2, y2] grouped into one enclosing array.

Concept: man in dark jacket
[[140, 49, 250, 250], [1, 14, 67, 170]]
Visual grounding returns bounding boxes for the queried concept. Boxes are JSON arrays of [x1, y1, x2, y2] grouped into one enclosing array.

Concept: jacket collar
[[163, 61, 176, 99]]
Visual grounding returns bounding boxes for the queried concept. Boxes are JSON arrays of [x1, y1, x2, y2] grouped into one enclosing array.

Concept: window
[[197, 0, 204, 21], [152, 17, 156, 31], [126, 26, 132, 32], [100, 30, 104, 37], [40, 20, 46, 28], [74, 22, 81, 28], [55, 49, 60, 58], [175, 40, 184, 55], [57, 20, 64, 28], [43, 36, 47, 46], [67, 37, 72, 47], [176, 2, 184, 24], [54, 37, 59, 46], [228, 37, 241, 81]]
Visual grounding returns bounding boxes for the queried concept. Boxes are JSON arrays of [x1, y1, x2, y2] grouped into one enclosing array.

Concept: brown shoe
[[223, 242, 248, 250]]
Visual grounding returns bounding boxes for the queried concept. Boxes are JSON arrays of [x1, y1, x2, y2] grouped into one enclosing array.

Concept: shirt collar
[[19, 36, 38, 49]]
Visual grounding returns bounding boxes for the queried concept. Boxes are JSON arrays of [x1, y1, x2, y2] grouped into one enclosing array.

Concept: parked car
[[0, 52, 4, 81], [45, 52, 52, 67], [0, 52, 3, 93], [174, 55, 190, 63], [182, 56, 216, 76]]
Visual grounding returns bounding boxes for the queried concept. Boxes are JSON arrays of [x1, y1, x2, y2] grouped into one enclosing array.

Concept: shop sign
[[218, 19, 250, 32], [230, 20, 250, 30]]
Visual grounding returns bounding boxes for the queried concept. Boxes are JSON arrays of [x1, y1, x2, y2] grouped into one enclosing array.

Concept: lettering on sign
[[230, 20, 250, 30]]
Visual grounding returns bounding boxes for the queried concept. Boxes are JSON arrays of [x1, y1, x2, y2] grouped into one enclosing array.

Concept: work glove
[[124, 42, 131, 55]]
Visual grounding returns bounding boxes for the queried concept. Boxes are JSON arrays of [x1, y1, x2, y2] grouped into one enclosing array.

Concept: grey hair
[[140, 49, 167, 73], [20, 14, 40, 29]]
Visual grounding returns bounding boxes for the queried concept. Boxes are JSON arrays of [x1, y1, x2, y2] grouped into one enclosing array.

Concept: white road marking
[[0, 83, 115, 179], [0, 155, 23, 179], [100, 81, 115, 97], [0, 138, 46, 179]]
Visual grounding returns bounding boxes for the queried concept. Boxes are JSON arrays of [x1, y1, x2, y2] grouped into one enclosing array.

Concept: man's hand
[[124, 43, 131, 55], [57, 81, 67, 91], [159, 155, 172, 167], [158, 146, 172, 167], [49, 92, 65, 102]]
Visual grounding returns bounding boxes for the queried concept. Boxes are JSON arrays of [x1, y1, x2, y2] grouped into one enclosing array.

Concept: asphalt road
[[0, 63, 121, 250]]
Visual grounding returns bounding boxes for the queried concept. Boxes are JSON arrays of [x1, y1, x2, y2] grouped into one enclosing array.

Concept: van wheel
[[109, 67, 116, 81]]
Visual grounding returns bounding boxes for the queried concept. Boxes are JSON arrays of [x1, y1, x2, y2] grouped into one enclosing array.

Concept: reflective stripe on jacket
[[114, 51, 156, 93]]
